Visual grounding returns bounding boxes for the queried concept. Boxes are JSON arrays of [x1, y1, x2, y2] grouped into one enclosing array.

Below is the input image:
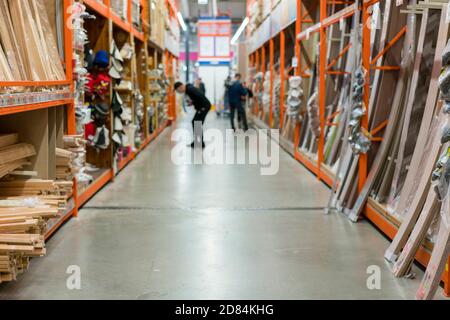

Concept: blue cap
[[94, 50, 109, 68]]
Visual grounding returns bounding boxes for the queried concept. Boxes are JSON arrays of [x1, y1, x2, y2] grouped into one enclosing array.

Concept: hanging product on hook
[[347, 68, 371, 154]]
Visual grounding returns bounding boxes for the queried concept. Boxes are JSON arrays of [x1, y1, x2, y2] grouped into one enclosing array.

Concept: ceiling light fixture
[[177, 12, 187, 32], [230, 17, 249, 45]]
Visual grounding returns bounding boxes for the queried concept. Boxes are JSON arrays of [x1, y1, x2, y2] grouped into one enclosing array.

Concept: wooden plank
[[347, 4, 426, 222], [0, 159, 29, 179], [0, 134, 19, 149], [381, 10, 429, 202], [386, 5, 448, 216], [384, 7, 450, 261], [0, 143, 36, 166], [0, 244, 36, 254], [0, 0, 26, 80], [392, 188, 440, 277], [385, 109, 446, 261], [416, 191, 450, 299]]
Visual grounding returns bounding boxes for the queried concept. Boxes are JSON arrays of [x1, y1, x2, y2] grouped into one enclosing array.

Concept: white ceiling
[[180, 0, 247, 23]]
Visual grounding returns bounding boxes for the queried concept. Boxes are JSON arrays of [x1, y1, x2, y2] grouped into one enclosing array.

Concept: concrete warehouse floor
[[0, 113, 436, 300]]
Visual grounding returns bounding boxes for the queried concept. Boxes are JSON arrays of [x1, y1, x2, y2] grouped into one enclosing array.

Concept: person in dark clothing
[[243, 81, 253, 98], [228, 73, 249, 132], [223, 76, 232, 114], [175, 81, 211, 148], [199, 79, 206, 95], [195, 78, 206, 95]]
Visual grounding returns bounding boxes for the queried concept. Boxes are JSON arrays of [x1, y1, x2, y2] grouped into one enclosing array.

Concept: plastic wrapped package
[[286, 76, 303, 120]]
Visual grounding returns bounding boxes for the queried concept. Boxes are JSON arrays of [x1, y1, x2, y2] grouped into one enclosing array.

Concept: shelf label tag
[[292, 57, 298, 68]]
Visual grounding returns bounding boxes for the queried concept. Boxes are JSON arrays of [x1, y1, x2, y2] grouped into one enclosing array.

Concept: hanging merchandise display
[[134, 90, 145, 146], [272, 69, 281, 127], [347, 69, 371, 155], [70, 2, 95, 189], [286, 76, 303, 119], [255, 72, 264, 117]]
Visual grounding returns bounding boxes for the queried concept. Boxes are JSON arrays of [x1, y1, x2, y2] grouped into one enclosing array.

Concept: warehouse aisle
[[0, 115, 426, 299]]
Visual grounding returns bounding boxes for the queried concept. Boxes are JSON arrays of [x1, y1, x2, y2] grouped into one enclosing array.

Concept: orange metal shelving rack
[[247, 0, 450, 297], [0, 0, 179, 240]]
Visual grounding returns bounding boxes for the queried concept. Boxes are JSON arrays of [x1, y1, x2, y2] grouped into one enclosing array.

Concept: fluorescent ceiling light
[[230, 17, 249, 45], [177, 12, 187, 32], [198, 0, 208, 4]]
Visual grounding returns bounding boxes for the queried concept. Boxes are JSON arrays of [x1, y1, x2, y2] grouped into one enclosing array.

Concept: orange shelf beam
[[77, 169, 114, 207], [365, 203, 449, 296], [84, 0, 110, 18], [117, 151, 135, 172], [269, 38, 274, 127], [0, 80, 71, 87], [111, 11, 132, 33], [294, 151, 318, 175], [317, 0, 327, 181], [0, 99, 73, 116], [133, 28, 145, 42], [280, 30, 286, 129], [45, 199, 76, 240]]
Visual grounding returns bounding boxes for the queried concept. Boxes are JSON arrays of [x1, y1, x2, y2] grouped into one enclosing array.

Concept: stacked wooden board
[[0, 179, 73, 204], [0, 0, 65, 83], [0, 134, 73, 282], [62, 135, 88, 188], [0, 170, 73, 282], [56, 147, 75, 181], [0, 188, 63, 282], [0, 134, 36, 179]]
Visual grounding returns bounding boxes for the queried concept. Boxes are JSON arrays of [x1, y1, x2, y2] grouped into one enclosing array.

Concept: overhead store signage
[[198, 18, 232, 62]]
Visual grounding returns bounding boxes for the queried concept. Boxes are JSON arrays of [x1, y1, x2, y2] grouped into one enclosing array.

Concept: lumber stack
[[0, 179, 73, 200], [0, 0, 65, 82], [62, 135, 86, 175], [0, 134, 36, 179], [0, 206, 57, 282], [56, 147, 75, 181], [62, 135, 91, 190], [0, 177, 69, 282]]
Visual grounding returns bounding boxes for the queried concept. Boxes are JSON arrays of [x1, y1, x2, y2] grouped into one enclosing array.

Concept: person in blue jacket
[[228, 73, 249, 132]]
